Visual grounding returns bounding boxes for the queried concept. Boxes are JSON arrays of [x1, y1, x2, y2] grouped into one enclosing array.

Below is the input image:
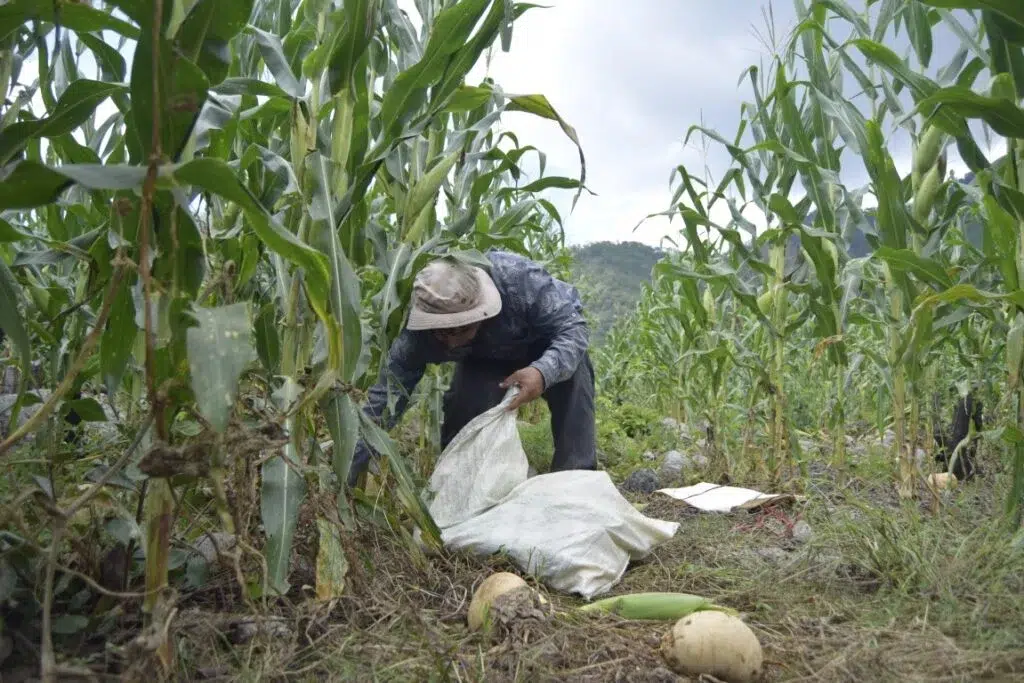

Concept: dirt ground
[[5, 446, 1024, 683]]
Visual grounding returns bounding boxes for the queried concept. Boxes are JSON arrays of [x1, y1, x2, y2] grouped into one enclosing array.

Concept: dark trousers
[[440, 353, 598, 472]]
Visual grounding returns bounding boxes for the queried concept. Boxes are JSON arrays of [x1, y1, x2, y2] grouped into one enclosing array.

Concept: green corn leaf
[[262, 378, 307, 597], [173, 158, 332, 322], [403, 149, 461, 241], [0, 162, 148, 210], [175, 0, 255, 86], [357, 410, 442, 550], [322, 390, 359, 498], [377, 0, 492, 138], [327, 0, 381, 95], [0, 80, 127, 166], [919, 0, 1024, 33], [0, 1, 141, 40], [918, 86, 1024, 138], [100, 280, 138, 397], [246, 25, 305, 98], [130, 34, 210, 163], [308, 152, 363, 380], [874, 247, 953, 291], [0, 255, 30, 376], [185, 302, 257, 433]]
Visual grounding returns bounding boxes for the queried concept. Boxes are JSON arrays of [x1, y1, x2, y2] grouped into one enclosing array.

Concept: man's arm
[[361, 329, 429, 430], [523, 264, 590, 389], [348, 331, 429, 486]]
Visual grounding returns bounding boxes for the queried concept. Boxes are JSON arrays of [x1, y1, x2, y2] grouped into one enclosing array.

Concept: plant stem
[[0, 265, 128, 457]]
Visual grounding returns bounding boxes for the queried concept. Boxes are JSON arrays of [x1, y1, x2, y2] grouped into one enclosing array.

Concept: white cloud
[[17, 1, 999, 253]]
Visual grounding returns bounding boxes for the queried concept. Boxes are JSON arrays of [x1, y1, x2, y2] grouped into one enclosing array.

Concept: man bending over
[[346, 250, 597, 487]]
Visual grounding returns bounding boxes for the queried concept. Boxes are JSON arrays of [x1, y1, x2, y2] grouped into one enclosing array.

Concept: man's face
[[432, 322, 482, 350]]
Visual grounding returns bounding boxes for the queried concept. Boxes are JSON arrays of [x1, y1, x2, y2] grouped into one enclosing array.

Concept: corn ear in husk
[[578, 591, 736, 621]]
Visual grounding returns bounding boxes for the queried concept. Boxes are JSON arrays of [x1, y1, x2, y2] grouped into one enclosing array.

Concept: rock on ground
[[791, 520, 813, 543], [658, 450, 686, 483], [621, 468, 660, 495]]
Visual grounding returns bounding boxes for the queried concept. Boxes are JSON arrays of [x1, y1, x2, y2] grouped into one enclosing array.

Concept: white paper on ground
[[421, 387, 679, 600], [655, 482, 796, 512]]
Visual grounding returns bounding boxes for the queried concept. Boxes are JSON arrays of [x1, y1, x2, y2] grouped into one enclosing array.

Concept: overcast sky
[[22, 1, 1003, 250], [458, 0, 999, 248], [463, 0, 796, 248]]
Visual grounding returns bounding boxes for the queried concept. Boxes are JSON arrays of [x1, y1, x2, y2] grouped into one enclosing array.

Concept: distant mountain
[[569, 241, 664, 339], [568, 174, 986, 338]]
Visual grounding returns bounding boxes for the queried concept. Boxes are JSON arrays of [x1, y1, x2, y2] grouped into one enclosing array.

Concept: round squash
[[660, 610, 763, 683], [467, 572, 528, 631]]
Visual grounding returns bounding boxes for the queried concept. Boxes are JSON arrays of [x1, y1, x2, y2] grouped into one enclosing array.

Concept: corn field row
[[595, 0, 1024, 526], [2, 0, 1024, 679]]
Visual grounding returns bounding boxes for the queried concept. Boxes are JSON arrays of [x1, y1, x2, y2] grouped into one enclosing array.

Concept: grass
[[3, 402, 1023, 682], [9, 428, 1022, 682]]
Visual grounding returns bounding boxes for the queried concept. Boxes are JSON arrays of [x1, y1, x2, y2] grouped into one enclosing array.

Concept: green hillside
[[569, 241, 664, 338]]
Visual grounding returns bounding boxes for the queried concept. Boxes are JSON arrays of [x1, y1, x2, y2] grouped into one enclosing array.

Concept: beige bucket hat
[[406, 257, 503, 331]]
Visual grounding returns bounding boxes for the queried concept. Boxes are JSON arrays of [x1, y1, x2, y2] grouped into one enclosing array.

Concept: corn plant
[[0, 1, 588, 677]]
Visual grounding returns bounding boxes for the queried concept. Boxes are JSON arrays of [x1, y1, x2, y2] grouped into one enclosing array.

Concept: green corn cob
[[578, 592, 736, 621]]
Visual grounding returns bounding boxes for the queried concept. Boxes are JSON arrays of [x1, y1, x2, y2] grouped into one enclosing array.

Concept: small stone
[[642, 450, 657, 461], [659, 450, 686, 482], [755, 547, 789, 564], [685, 452, 709, 469], [229, 617, 291, 645], [791, 520, 813, 543], [194, 532, 237, 563], [621, 468, 660, 495]]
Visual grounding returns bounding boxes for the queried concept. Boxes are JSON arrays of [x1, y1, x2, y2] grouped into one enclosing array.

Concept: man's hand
[[500, 367, 545, 411]]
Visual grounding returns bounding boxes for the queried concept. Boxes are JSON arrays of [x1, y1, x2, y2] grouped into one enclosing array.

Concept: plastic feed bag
[[423, 387, 679, 599]]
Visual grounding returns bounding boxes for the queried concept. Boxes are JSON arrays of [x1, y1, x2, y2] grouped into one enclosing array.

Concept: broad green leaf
[[403, 149, 461, 241], [246, 25, 305, 98], [322, 391, 359, 491], [213, 77, 296, 99], [262, 378, 307, 596], [0, 2, 140, 40], [0, 80, 128, 165], [357, 410, 443, 550], [176, 0, 255, 86], [185, 302, 256, 433], [918, 86, 1024, 138], [327, 0, 381, 95], [50, 615, 89, 635], [982, 193, 1020, 291], [100, 280, 138, 397], [377, 0, 492, 137], [0, 255, 30, 374], [874, 246, 953, 290], [919, 0, 1024, 33], [77, 34, 128, 83], [130, 23, 211, 162], [173, 158, 332, 321], [253, 302, 281, 375], [507, 92, 588, 208], [0, 162, 148, 210], [309, 152, 363, 380], [504, 176, 584, 194], [64, 398, 108, 422], [0, 220, 32, 243]]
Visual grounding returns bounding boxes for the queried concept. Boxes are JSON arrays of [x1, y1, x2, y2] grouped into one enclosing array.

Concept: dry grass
[[5, 441, 1024, 683]]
